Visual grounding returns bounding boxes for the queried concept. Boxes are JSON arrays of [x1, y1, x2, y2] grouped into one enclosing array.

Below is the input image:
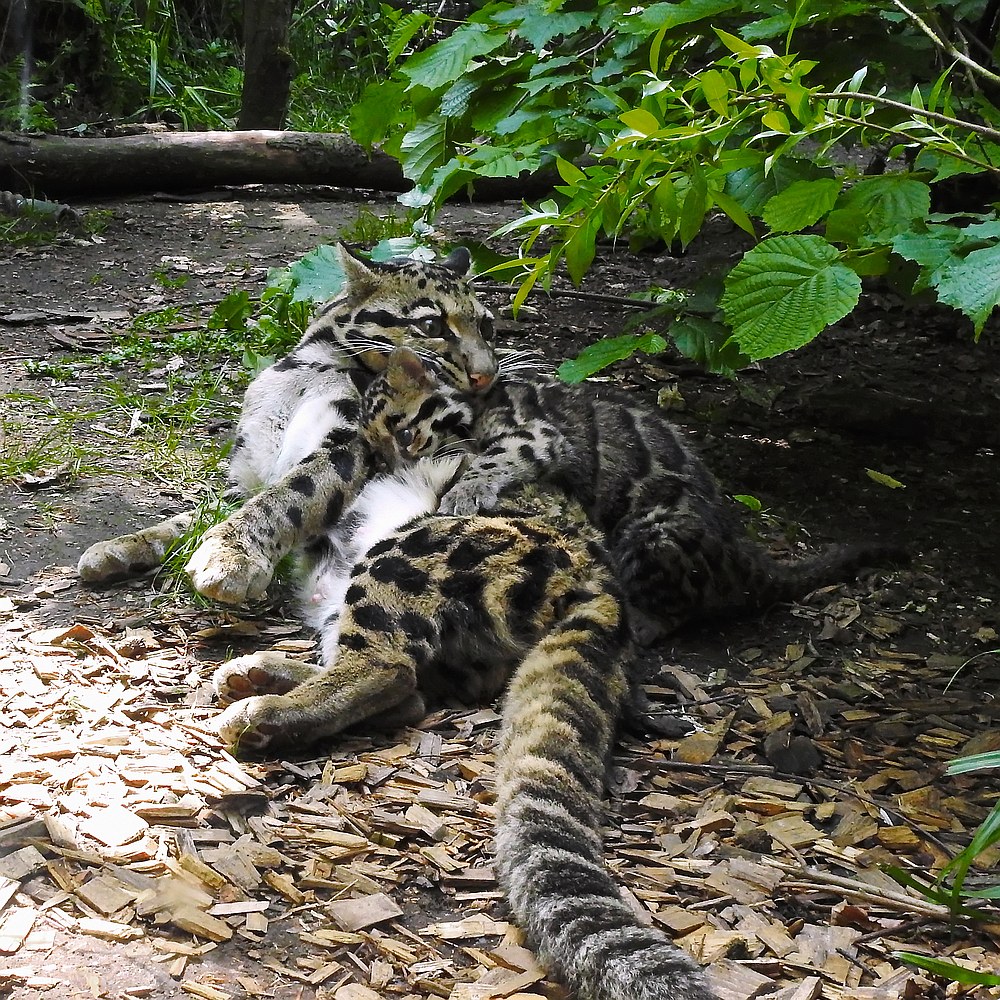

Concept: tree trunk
[[238, 0, 296, 130], [0, 130, 406, 196], [0, 130, 561, 200]]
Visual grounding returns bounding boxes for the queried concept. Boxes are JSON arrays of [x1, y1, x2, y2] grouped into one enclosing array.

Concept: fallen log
[[0, 130, 555, 200]]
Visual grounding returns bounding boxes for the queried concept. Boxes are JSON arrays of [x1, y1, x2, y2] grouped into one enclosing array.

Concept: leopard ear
[[386, 347, 433, 389], [440, 246, 471, 276], [336, 244, 380, 297]]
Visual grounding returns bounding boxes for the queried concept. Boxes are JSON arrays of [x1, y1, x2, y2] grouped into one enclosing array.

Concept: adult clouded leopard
[[77, 246, 496, 604], [212, 349, 716, 1000]]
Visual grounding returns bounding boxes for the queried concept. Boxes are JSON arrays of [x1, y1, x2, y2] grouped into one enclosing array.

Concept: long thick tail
[[747, 540, 907, 607], [494, 590, 716, 1000]]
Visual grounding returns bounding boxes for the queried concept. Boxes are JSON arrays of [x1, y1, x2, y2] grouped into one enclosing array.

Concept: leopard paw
[[78, 512, 193, 583], [213, 653, 320, 705], [185, 524, 273, 605], [439, 478, 500, 516], [215, 696, 288, 753]]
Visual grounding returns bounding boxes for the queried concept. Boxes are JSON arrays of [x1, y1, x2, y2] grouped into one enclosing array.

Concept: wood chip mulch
[[1, 575, 999, 999]]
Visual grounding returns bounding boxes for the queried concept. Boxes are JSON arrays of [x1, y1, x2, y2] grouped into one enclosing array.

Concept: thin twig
[[477, 280, 662, 310], [814, 91, 1000, 145], [889, 0, 1000, 87]]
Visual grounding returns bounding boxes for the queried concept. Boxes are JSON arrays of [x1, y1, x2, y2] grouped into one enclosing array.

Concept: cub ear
[[440, 246, 471, 276], [336, 244, 380, 297], [386, 346, 434, 388]]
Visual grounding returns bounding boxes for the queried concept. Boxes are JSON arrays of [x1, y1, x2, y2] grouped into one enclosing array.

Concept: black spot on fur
[[330, 448, 356, 481], [366, 538, 396, 559], [439, 571, 486, 602], [399, 611, 435, 642], [399, 526, 440, 558], [287, 506, 302, 528], [325, 493, 344, 526], [369, 556, 430, 594], [339, 632, 369, 651], [289, 475, 315, 497], [352, 602, 394, 632]]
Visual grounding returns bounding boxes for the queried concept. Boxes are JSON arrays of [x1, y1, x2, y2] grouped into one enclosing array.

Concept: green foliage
[[286, 0, 413, 131], [885, 749, 1000, 990], [558, 332, 668, 383], [351, 0, 1000, 375]]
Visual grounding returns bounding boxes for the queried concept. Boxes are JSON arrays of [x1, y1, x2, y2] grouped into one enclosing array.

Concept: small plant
[[889, 749, 1000, 986], [152, 267, 190, 290], [23, 359, 78, 382]]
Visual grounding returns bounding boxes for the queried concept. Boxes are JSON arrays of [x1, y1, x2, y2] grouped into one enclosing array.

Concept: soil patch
[[1, 190, 998, 1000]]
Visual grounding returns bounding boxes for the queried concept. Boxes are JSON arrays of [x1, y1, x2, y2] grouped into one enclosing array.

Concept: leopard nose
[[469, 372, 494, 392]]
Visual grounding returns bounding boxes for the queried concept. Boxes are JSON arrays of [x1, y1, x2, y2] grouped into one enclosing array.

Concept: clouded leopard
[[212, 349, 716, 1000], [77, 245, 497, 604], [416, 350, 898, 642]]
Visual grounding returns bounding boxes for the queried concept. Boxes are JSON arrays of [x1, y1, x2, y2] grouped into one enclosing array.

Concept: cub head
[[307, 245, 497, 394], [360, 347, 475, 472]]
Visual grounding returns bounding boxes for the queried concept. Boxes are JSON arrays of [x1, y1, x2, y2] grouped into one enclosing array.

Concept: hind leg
[[611, 505, 738, 640]]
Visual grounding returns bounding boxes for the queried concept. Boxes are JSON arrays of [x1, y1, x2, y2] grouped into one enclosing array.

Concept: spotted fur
[[400, 353, 899, 642], [213, 350, 716, 1000], [77, 246, 496, 605]]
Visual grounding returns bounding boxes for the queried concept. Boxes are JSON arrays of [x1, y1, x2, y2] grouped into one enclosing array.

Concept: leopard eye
[[396, 427, 414, 449], [415, 315, 444, 337], [480, 316, 495, 341]]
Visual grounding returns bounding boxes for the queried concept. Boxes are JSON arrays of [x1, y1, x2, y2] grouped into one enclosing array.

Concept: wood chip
[[327, 892, 404, 931]]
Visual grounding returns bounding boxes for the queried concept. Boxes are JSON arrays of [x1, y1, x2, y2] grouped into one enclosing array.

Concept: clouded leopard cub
[[421, 352, 898, 642], [213, 350, 716, 1000], [77, 245, 496, 605]]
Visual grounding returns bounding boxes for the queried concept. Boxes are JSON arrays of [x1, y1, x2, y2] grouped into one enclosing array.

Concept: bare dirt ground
[[1, 190, 999, 1000]]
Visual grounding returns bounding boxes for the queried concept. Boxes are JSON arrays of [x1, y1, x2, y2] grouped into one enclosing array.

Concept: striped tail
[[494, 591, 716, 1000]]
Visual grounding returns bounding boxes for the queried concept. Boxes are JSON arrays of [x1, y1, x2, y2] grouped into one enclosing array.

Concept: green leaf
[[733, 494, 762, 512], [440, 77, 478, 118], [288, 245, 345, 304], [628, 0, 738, 34], [564, 215, 599, 286], [714, 26, 765, 58], [670, 315, 748, 374], [387, 11, 431, 63], [700, 69, 729, 116], [558, 332, 667, 383], [349, 81, 408, 149], [208, 291, 252, 332], [866, 468, 906, 489], [832, 175, 931, 247], [947, 750, 1000, 774], [932, 243, 1000, 336], [402, 24, 507, 90], [721, 235, 862, 360], [398, 113, 449, 184], [897, 954, 1000, 986], [763, 179, 842, 233], [620, 108, 661, 134]]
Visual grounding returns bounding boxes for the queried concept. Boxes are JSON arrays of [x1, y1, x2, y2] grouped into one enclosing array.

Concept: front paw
[[439, 478, 500, 516], [215, 696, 288, 753], [185, 524, 273, 605]]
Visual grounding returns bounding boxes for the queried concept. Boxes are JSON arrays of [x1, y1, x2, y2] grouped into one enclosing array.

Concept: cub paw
[[78, 512, 194, 583], [78, 537, 152, 583], [439, 478, 500, 516], [213, 653, 320, 705], [215, 696, 288, 753], [185, 525, 273, 605]]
